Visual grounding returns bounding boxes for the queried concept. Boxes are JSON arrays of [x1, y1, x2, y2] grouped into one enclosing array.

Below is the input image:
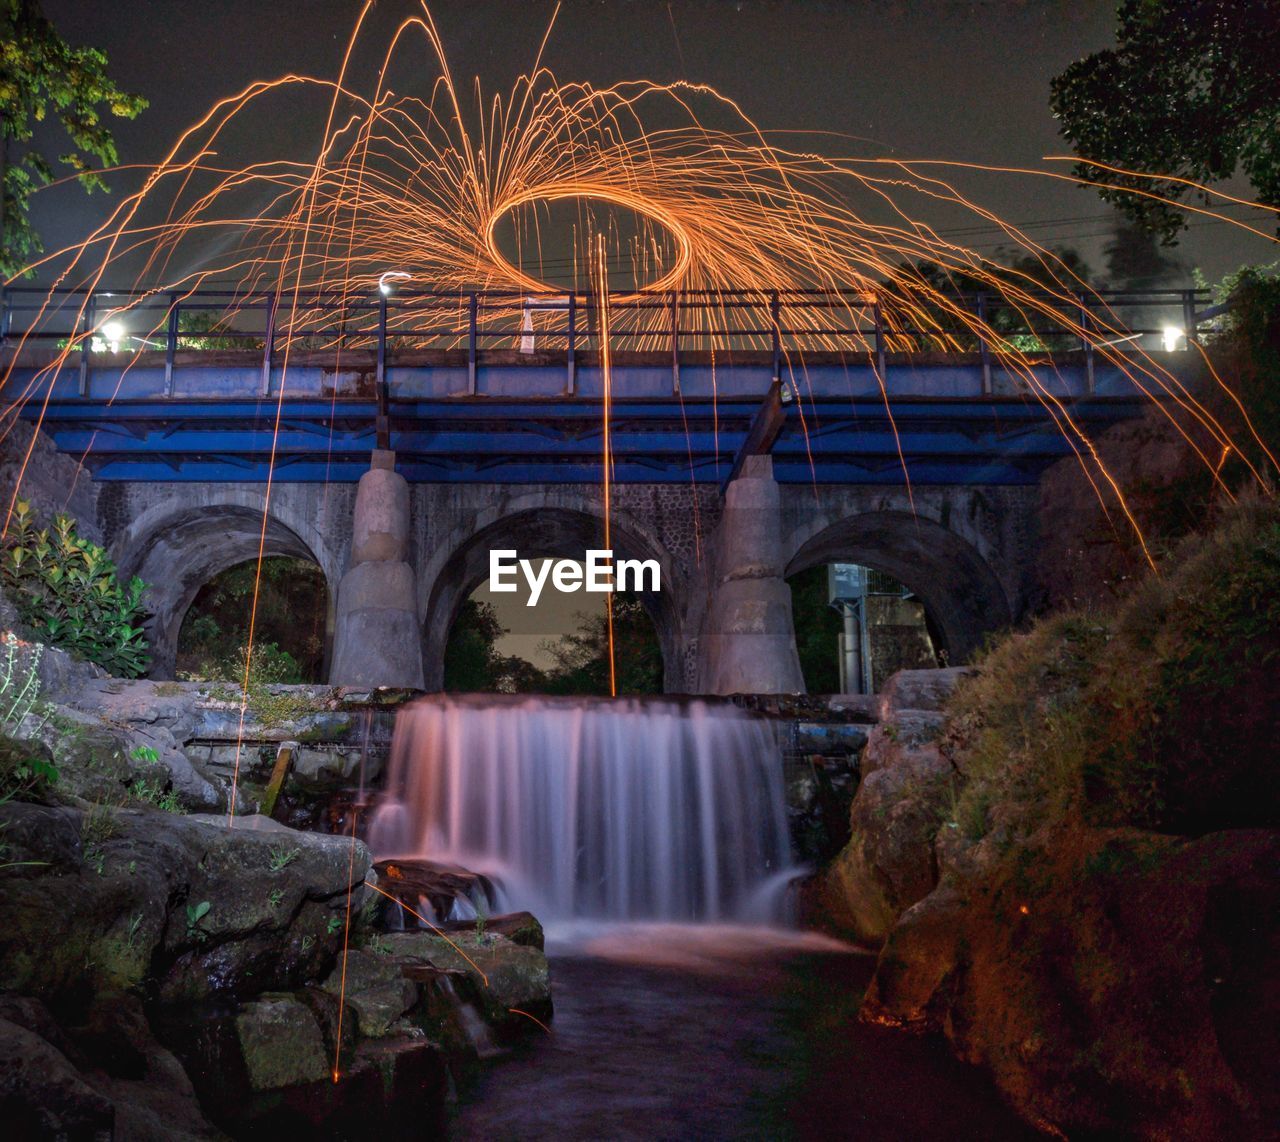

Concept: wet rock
[[863, 828, 1280, 1139], [384, 930, 553, 1031], [321, 949, 417, 1037], [0, 802, 367, 1001], [0, 1016, 115, 1138], [440, 910, 545, 950], [860, 886, 968, 1031], [373, 856, 494, 921], [235, 994, 330, 1091], [819, 733, 952, 944]]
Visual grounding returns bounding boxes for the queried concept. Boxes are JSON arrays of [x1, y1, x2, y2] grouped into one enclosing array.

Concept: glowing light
[[100, 320, 126, 344], [1162, 325, 1184, 352], [378, 270, 410, 296]]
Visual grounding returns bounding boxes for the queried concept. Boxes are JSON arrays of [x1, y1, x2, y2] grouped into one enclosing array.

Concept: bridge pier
[[699, 455, 805, 694], [329, 451, 424, 689]]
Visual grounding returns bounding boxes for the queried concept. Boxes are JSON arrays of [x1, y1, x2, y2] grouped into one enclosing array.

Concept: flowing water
[[447, 926, 1039, 1141], [369, 695, 798, 922], [372, 697, 1037, 1139]]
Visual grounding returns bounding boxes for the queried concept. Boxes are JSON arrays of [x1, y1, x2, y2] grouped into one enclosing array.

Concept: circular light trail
[[484, 183, 693, 295]]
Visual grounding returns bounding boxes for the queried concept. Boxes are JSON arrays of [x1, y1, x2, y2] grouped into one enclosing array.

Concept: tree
[[883, 246, 1093, 351], [1050, 0, 1280, 244], [1, 0, 147, 277], [539, 595, 663, 696], [177, 557, 327, 682], [1104, 214, 1184, 289], [442, 598, 507, 692]]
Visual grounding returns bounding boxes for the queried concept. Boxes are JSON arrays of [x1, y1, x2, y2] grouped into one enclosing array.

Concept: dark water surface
[[447, 926, 1040, 1142]]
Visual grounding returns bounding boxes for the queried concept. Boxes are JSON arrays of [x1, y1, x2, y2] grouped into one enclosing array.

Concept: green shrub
[[945, 498, 1280, 840], [1, 501, 150, 677]]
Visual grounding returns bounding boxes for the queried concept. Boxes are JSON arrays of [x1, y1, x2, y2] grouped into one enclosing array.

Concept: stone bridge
[[2, 284, 1208, 692], [76, 471, 1032, 692]]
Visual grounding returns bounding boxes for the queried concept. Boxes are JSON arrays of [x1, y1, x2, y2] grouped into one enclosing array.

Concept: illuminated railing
[[1, 285, 1215, 399]]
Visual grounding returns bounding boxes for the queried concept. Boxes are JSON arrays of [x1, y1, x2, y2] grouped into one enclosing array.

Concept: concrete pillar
[[329, 451, 424, 688], [700, 455, 804, 694]]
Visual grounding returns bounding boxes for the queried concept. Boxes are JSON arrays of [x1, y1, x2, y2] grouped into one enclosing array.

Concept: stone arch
[[115, 502, 336, 679], [420, 503, 684, 692], [784, 510, 1011, 664]]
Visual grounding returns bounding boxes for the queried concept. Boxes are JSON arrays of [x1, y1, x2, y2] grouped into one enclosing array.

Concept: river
[[447, 925, 1040, 1141]]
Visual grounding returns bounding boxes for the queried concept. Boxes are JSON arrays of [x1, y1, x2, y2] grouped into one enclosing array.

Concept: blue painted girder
[[18, 395, 1155, 485]]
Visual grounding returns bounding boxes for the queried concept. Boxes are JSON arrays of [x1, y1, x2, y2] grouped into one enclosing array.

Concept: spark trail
[[1, 0, 1277, 676]]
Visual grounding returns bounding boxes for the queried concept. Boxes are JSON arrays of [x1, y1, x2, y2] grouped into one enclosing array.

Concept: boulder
[[235, 994, 330, 1091], [322, 949, 418, 1037], [877, 667, 975, 718], [373, 856, 494, 921], [0, 802, 369, 1001], [0, 1017, 115, 1138], [384, 930, 552, 1030], [862, 828, 1280, 1139], [439, 910, 545, 950], [819, 732, 952, 944]]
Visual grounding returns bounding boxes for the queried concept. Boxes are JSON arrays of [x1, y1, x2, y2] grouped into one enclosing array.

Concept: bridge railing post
[[376, 290, 388, 388], [566, 291, 577, 395], [467, 291, 478, 395], [164, 292, 179, 396], [671, 289, 680, 395], [1182, 290, 1198, 347], [0, 286, 10, 345], [375, 290, 390, 449], [78, 292, 97, 397], [976, 293, 992, 396], [260, 291, 277, 396], [873, 298, 887, 383], [770, 291, 781, 383], [1078, 292, 1095, 394]]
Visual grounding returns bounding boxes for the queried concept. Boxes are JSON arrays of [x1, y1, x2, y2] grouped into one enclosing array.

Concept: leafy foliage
[[882, 247, 1093, 352], [1103, 215, 1184, 289], [177, 556, 325, 682], [1050, 0, 1280, 243], [1197, 260, 1280, 489], [945, 499, 1280, 842], [0, 629, 50, 733], [538, 594, 663, 695], [0, 0, 147, 276], [1, 500, 149, 677]]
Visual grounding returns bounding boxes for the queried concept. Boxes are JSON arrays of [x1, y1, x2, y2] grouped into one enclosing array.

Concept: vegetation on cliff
[[853, 499, 1280, 1138], [945, 495, 1279, 845]]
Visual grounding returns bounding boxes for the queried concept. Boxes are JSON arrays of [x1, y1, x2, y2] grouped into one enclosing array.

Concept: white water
[[368, 694, 799, 923]]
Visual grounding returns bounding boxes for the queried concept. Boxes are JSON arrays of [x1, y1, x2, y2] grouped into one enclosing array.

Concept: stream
[[447, 925, 1040, 1141]]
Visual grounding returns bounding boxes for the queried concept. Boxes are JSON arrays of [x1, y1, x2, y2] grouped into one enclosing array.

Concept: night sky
[[30, 0, 1269, 284]]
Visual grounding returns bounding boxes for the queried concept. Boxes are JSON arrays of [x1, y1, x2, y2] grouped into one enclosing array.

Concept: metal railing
[[1, 285, 1214, 399]]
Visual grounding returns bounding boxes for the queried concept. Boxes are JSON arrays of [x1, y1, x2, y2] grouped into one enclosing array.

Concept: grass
[[268, 845, 300, 871]]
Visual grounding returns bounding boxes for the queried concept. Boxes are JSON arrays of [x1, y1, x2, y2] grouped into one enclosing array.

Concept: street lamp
[[100, 320, 126, 351]]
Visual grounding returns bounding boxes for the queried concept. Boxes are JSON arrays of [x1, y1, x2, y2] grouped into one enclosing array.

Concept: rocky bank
[[816, 505, 1280, 1138], [0, 641, 552, 1139]]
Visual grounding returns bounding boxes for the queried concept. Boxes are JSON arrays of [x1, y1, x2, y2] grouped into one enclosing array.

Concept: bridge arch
[[420, 501, 685, 692], [114, 499, 338, 679], [784, 509, 1011, 665]]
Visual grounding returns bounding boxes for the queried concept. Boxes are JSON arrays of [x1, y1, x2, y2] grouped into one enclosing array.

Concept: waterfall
[[368, 694, 798, 923]]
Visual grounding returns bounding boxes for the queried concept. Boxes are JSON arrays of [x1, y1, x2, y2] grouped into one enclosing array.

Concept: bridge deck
[[3, 283, 1205, 485], [6, 358, 1167, 485]]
